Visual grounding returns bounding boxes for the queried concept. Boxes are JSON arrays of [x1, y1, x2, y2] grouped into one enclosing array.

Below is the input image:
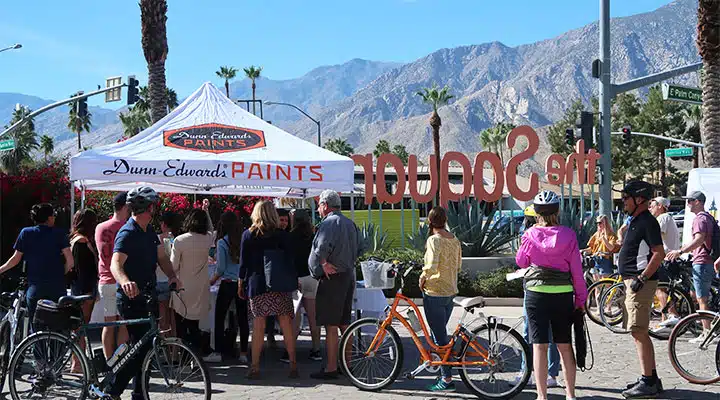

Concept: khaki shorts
[[623, 279, 658, 332]]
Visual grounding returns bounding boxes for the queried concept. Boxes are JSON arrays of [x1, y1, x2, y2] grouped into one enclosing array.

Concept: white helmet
[[533, 190, 560, 216]]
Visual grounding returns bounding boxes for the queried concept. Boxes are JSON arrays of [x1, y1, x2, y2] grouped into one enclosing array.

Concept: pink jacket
[[515, 226, 588, 308]]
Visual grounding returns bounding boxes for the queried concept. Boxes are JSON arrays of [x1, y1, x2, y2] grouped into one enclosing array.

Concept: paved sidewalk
[[125, 305, 720, 399]]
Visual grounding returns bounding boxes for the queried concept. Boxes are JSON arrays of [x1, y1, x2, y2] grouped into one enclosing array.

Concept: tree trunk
[[698, 0, 720, 167], [148, 60, 168, 123], [694, 147, 700, 168], [430, 111, 442, 205], [77, 132, 81, 151], [225, 80, 230, 98], [251, 81, 257, 115]]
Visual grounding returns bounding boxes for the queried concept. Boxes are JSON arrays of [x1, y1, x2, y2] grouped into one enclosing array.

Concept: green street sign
[[662, 83, 702, 104], [0, 139, 15, 152], [664, 147, 693, 158]]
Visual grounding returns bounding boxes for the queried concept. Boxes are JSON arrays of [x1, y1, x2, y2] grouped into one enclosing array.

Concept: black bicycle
[[0, 277, 29, 394], [7, 285, 210, 400]]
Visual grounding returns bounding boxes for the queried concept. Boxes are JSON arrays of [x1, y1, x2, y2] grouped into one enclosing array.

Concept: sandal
[[246, 366, 260, 380]]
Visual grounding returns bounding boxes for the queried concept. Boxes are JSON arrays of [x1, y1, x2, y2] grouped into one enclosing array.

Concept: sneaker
[[202, 352, 222, 363], [547, 376, 560, 388], [280, 351, 290, 364], [622, 379, 661, 398], [659, 316, 681, 328], [238, 354, 249, 364], [427, 379, 456, 392], [308, 350, 322, 361], [625, 377, 663, 392], [650, 326, 672, 336], [512, 373, 533, 386], [689, 330, 711, 345]]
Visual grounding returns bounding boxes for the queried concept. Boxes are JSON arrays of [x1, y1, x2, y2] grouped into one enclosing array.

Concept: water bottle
[[107, 343, 128, 367], [406, 309, 422, 332]]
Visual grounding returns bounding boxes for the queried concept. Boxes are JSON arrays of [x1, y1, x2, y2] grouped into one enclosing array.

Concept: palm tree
[[682, 105, 703, 167], [697, 0, 720, 167], [216, 66, 238, 98], [480, 128, 501, 161], [243, 65, 262, 114], [1, 106, 39, 174], [323, 138, 355, 157], [416, 83, 453, 201], [480, 122, 516, 165], [40, 135, 54, 163], [119, 109, 151, 138], [166, 87, 179, 111], [67, 96, 92, 151], [140, 0, 169, 123]]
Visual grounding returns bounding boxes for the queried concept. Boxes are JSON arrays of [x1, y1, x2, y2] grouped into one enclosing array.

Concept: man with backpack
[[667, 190, 719, 342]]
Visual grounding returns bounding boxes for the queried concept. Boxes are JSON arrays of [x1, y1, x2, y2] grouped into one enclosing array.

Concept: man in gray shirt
[[309, 190, 362, 380]]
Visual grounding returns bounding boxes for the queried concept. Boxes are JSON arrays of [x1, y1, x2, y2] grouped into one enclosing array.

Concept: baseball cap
[[113, 192, 128, 207], [616, 180, 654, 200], [682, 191, 706, 203]]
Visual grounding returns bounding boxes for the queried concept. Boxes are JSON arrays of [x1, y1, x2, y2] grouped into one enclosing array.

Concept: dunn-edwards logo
[[163, 123, 266, 153]]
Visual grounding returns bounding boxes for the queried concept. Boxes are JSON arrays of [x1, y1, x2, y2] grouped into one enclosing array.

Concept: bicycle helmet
[[126, 186, 159, 213], [523, 205, 537, 218], [533, 190, 560, 216]]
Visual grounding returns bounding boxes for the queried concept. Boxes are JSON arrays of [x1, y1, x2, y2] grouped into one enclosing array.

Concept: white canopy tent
[[69, 82, 354, 210]]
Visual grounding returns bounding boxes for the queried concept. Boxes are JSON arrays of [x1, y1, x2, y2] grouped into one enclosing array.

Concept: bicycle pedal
[[403, 372, 415, 380]]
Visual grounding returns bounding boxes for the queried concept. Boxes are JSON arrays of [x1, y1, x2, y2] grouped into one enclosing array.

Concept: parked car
[[670, 210, 684, 229]]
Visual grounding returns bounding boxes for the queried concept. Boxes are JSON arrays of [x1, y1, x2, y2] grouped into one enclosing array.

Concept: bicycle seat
[[58, 295, 93, 307], [453, 296, 485, 309]]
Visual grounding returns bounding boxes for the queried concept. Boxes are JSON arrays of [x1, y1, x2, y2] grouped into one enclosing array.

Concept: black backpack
[[698, 212, 720, 262]]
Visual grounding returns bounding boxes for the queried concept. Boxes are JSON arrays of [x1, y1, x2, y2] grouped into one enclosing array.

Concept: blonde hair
[[536, 213, 559, 227], [249, 200, 280, 236]]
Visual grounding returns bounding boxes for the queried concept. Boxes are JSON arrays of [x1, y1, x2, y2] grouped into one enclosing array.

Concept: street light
[[0, 43, 22, 53], [265, 101, 321, 147]]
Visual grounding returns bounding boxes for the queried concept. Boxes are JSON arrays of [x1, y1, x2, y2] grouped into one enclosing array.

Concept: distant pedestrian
[[309, 190, 363, 380], [649, 197, 682, 330]]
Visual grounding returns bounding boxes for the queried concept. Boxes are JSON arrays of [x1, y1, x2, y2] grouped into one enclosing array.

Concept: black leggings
[[174, 311, 202, 352], [214, 281, 249, 354]]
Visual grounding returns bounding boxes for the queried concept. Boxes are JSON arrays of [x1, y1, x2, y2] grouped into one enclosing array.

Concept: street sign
[[664, 147, 693, 158], [0, 139, 15, 152], [662, 83, 702, 104], [105, 76, 122, 102]]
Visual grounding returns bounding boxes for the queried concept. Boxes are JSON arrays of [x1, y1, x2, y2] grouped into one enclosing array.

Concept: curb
[[386, 297, 523, 307]]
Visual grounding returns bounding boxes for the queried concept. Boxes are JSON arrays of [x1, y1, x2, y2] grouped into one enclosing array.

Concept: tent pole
[[81, 186, 86, 209], [70, 182, 75, 217], [350, 191, 355, 221], [400, 197, 405, 248]]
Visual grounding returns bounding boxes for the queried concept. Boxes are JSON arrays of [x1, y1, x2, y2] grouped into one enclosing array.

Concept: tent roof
[[69, 82, 353, 197]]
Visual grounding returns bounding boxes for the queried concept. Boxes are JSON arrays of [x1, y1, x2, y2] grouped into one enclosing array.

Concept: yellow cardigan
[[420, 234, 462, 297]]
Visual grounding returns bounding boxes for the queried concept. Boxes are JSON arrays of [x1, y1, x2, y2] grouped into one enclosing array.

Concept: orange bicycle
[[340, 261, 531, 399]]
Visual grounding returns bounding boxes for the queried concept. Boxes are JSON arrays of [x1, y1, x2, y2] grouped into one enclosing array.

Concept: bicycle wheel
[[339, 317, 403, 391], [141, 337, 211, 400], [459, 322, 531, 399], [8, 331, 90, 400], [648, 284, 694, 341], [0, 320, 9, 393], [599, 282, 629, 334], [668, 312, 720, 384], [586, 279, 622, 327]]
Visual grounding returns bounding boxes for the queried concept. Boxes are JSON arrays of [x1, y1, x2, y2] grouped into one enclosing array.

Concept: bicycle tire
[[648, 283, 694, 341], [0, 320, 9, 393], [459, 322, 531, 400], [141, 337, 211, 400], [668, 312, 720, 385], [8, 331, 90, 400], [585, 279, 622, 327], [599, 282, 629, 334], [339, 317, 403, 392]]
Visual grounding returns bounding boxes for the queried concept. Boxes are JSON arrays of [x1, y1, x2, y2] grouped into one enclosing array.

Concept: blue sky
[[0, 0, 673, 107]]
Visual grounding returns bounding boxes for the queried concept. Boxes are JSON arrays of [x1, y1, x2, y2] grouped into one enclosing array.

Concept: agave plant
[[446, 198, 518, 257], [559, 207, 597, 249], [406, 222, 430, 252], [360, 222, 391, 254]]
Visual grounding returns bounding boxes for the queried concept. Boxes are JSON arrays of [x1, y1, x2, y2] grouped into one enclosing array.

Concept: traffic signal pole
[[597, 0, 702, 216]]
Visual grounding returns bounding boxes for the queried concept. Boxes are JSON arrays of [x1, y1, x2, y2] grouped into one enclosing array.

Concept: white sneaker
[[689, 331, 711, 345], [547, 376, 560, 388], [513, 373, 533, 386], [659, 316, 681, 328], [202, 352, 222, 363]]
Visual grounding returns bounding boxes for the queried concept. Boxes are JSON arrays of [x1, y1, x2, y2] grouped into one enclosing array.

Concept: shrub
[[406, 222, 430, 252], [359, 222, 391, 254], [447, 198, 519, 257]]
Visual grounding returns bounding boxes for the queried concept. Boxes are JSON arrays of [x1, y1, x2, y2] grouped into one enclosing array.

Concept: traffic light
[[576, 111, 594, 152], [77, 97, 88, 118], [565, 128, 575, 146], [622, 125, 632, 146], [127, 75, 139, 105]]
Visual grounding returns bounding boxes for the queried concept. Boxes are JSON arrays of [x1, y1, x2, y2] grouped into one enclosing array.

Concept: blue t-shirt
[[113, 218, 160, 296], [13, 225, 70, 291]]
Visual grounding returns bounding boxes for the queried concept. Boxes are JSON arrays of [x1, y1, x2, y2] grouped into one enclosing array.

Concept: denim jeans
[[422, 293, 454, 379], [521, 295, 560, 377]]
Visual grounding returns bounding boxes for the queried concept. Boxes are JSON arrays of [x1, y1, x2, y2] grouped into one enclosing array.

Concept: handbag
[[263, 237, 297, 293]]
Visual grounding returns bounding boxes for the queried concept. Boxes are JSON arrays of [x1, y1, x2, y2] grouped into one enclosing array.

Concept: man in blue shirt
[[0, 203, 73, 322], [107, 186, 181, 399]]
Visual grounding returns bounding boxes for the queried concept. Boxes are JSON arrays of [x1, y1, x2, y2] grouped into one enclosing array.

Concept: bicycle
[[667, 276, 720, 385], [582, 253, 623, 327], [599, 259, 695, 341], [7, 285, 211, 400], [0, 277, 29, 393], [340, 260, 531, 399]]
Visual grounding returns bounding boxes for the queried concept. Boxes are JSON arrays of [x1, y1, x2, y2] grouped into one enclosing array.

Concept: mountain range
[[0, 0, 703, 158]]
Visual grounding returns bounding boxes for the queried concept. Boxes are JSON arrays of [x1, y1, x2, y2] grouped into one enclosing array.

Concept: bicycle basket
[[33, 299, 82, 332], [360, 260, 396, 289]]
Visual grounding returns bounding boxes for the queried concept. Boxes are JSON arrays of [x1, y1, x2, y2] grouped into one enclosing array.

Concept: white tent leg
[[70, 182, 75, 217], [81, 186, 86, 209], [350, 191, 355, 221]]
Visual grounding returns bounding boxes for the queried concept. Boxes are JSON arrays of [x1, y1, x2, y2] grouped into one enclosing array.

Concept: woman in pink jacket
[[515, 190, 588, 400]]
